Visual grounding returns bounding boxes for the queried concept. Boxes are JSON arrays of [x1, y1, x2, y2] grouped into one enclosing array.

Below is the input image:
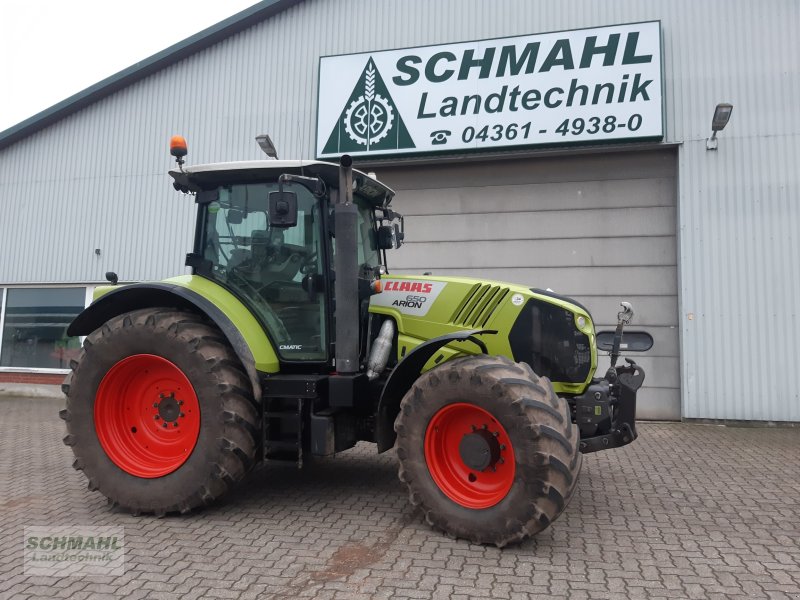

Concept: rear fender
[[375, 329, 496, 452], [67, 281, 279, 400]]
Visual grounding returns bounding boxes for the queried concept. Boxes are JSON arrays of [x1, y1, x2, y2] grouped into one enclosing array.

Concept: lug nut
[[500, 444, 506, 450], [162, 423, 168, 428], [153, 402, 159, 408], [173, 422, 179, 428], [492, 431, 499, 437], [178, 400, 184, 406], [154, 415, 160, 420], [482, 424, 488, 430], [498, 458, 505, 464], [179, 412, 185, 418]]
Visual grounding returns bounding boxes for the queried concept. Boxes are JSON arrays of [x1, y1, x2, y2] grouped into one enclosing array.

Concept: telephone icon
[[430, 130, 451, 145]]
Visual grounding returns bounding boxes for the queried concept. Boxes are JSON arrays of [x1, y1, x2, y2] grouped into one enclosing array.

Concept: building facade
[[0, 0, 797, 421]]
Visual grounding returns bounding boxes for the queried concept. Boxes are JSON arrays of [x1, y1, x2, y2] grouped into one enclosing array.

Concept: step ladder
[[261, 375, 326, 467]]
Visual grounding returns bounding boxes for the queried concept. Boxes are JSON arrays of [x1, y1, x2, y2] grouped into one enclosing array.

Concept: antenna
[[298, 122, 305, 176]]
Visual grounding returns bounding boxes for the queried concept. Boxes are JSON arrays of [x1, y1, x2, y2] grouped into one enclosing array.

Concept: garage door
[[375, 149, 679, 420]]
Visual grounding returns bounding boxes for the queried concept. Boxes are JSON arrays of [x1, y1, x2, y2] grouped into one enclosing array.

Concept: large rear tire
[[60, 309, 259, 515], [395, 354, 581, 547]]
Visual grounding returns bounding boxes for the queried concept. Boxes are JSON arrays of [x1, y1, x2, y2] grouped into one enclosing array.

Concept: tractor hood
[[369, 274, 597, 394]]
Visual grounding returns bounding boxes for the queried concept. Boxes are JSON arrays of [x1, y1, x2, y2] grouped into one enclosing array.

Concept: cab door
[[199, 182, 329, 361]]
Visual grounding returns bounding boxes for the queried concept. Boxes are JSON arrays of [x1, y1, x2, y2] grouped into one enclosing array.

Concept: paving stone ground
[[1, 395, 799, 600]]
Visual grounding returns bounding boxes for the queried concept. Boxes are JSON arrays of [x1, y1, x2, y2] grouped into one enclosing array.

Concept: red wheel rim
[[94, 354, 201, 478], [424, 403, 516, 509]]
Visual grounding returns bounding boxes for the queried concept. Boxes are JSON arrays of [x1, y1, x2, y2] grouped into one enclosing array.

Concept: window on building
[[0, 288, 85, 369]]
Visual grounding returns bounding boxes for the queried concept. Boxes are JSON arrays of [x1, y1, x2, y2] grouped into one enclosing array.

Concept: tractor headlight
[[574, 314, 593, 335]]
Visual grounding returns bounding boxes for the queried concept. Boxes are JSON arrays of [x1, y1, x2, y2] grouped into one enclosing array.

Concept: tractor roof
[[169, 160, 395, 206]]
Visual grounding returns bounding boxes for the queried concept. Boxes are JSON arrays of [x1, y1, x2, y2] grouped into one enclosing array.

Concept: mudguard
[[67, 280, 280, 400], [375, 329, 496, 452]]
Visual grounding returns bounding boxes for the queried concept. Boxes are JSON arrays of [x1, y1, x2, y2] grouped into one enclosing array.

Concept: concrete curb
[[0, 383, 64, 399]]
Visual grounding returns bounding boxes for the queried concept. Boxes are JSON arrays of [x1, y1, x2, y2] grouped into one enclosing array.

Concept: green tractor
[[61, 137, 649, 546]]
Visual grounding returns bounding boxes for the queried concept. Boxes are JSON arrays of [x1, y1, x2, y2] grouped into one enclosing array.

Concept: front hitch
[[575, 302, 648, 454], [577, 359, 645, 453]]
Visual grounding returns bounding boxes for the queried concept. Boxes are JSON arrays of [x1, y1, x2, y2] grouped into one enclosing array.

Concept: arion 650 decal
[[317, 21, 663, 158], [370, 279, 447, 317]]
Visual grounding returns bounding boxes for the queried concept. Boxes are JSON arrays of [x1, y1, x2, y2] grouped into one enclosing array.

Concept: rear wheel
[[395, 354, 581, 547], [61, 309, 259, 515]]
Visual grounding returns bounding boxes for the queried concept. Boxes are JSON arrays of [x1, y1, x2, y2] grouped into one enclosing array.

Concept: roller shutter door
[[377, 149, 679, 420]]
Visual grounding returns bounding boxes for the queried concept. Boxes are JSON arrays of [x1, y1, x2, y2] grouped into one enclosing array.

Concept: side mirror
[[377, 225, 394, 249], [269, 191, 298, 228], [596, 330, 654, 352]]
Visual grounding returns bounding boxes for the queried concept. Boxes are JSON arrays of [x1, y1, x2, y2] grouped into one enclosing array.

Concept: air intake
[[450, 284, 509, 327]]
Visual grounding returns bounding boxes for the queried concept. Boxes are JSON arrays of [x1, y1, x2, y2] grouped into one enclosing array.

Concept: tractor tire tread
[[62, 308, 259, 516], [395, 354, 581, 547]]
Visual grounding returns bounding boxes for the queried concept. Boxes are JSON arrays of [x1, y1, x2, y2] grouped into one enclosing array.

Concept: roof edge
[[0, 0, 303, 152]]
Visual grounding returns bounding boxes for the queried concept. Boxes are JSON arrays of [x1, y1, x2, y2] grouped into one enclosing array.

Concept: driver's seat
[[250, 229, 271, 264]]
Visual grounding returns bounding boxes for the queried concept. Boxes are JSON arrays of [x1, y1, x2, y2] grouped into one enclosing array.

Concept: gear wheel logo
[[343, 64, 394, 147], [344, 93, 394, 146]]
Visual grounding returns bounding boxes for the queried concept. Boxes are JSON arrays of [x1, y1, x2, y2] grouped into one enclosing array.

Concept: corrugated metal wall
[[0, 0, 797, 420]]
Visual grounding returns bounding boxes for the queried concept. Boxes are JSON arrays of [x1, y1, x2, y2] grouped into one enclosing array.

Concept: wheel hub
[[94, 354, 201, 478], [459, 429, 501, 472], [424, 403, 516, 509], [155, 393, 183, 424]]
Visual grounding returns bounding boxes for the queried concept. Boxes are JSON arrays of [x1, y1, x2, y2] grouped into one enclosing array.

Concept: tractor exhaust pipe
[[334, 155, 359, 374]]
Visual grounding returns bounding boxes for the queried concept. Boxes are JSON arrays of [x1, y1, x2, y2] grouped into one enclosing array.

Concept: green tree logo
[[323, 58, 415, 154]]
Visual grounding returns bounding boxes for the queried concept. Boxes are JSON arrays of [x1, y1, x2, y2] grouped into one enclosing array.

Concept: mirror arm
[[278, 174, 327, 197]]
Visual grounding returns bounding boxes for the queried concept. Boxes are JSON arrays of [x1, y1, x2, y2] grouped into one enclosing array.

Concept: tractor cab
[[170, 159, 401, 366]]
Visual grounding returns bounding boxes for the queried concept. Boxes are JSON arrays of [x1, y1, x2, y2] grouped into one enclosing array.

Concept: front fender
[[68, 277, 280, 400], [375, 329, 496, 452]]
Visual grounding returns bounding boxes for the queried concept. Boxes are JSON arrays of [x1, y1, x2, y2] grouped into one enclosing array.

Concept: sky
[[0, 0, 263, 132]]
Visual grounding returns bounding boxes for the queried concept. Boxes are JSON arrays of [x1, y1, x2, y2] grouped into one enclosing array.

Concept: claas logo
[[383, 280, 434, 293]]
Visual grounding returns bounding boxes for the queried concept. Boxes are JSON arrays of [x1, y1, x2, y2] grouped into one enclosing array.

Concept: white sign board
[[317, 22, 662, 158]]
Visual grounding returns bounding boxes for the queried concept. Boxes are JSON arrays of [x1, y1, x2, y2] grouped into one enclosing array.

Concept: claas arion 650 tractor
[[61, 136, 649, 546]]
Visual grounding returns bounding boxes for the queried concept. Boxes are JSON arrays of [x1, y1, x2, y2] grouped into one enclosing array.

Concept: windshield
[[199, 182, 328, 361]]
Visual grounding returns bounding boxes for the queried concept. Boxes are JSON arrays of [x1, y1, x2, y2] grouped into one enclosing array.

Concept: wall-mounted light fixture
[[256, 134, 278, 159], [706, 103, 733, 150]]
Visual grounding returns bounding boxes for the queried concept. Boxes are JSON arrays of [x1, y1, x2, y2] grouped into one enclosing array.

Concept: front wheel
[[395, 355, 581, 547], [61, 309, 259, 515]]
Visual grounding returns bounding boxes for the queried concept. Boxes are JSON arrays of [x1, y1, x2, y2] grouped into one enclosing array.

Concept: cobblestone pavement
[[1, 395, 799, 600]]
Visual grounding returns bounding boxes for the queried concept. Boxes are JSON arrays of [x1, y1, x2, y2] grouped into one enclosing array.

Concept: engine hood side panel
[[369, 274, 596, 393]]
